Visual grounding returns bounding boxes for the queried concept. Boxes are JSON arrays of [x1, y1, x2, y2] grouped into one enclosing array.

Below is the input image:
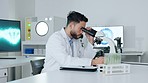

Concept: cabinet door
[[0, 77, 7, 83], [0, 68, 7, 77], [0, 68, 7, 83], [22, 63, 33, 78]]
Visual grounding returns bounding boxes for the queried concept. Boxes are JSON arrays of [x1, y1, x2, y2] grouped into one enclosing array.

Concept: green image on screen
[[0, 19, 21, 52]]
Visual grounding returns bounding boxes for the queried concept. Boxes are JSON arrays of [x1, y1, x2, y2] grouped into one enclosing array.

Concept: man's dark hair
[[66, 11, 88, 26]]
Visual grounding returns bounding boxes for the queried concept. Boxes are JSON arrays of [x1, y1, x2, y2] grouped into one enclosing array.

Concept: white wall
[[0, 0, 10, 18], [0, 0, 35, 41], [15, 0, 35, 41], [35, 0, 148, 62], [0, 0, 15, 19]]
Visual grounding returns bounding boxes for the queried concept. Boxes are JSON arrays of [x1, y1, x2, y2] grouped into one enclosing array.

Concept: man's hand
[[85, 27, 94, 45], [91, 57, 104, 66]]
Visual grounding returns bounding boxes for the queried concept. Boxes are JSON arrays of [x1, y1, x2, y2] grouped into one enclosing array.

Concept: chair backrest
[[30, 59, 45, 75]]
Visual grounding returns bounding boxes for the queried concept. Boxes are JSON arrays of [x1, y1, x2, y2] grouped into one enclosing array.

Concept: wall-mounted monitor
[[0, 19, 21, 52], [92, 26, 124, 47]]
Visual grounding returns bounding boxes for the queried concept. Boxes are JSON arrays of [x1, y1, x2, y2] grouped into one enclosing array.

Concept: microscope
[[114, 37, 122, 53], [81, 28, 130, 75], [81, 27, 117, 53]]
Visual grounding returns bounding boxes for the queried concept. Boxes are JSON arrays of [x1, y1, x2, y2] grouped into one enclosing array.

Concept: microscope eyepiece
[[81, 27, 97, 37]]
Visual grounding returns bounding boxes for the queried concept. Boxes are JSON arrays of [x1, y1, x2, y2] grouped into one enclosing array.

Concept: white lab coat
[[42, 28, 96, 72]]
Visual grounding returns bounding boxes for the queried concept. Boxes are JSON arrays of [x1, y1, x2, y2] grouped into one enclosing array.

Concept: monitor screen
[[92, 26, 124, 47], [0, 19, 21, 52]]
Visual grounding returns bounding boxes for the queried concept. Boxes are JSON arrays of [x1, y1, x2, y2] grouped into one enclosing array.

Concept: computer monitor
[[0, 19, 21, 52], [92, 26, 124, 47]]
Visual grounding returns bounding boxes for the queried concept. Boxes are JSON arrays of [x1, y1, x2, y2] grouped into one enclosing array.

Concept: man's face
[[70, 21, 86, 39]]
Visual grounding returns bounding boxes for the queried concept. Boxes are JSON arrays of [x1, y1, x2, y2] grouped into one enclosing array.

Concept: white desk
[[0, 56, 44, 69], [121, 52, 144, 62], [0, 56, 45, 83], [105, 52, 144, 62], [7, 65, 148, 83]]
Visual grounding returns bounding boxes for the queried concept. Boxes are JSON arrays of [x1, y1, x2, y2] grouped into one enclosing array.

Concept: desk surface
[[7, 65, 148, 83], [121, 52, 144, 55], [0, 56, 45, 69]]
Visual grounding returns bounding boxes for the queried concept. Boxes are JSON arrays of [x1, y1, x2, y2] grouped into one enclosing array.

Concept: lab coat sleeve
[[81, 35, 97, 59], [46, 34, 92, 66], [83, 42, 97, 59]]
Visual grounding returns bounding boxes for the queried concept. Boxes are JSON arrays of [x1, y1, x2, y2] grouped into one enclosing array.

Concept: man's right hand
[[91, 57, 104, 66], [85, 27, 94, 45]]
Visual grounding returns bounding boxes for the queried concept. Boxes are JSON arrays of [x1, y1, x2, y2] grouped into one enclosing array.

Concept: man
[[42, 11, 104, 72]]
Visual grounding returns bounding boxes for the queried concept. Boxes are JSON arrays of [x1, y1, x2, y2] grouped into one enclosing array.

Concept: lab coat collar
[[60, 28, 68, 40], [60, 28, 76, 44], [60, 28, 73, 40]]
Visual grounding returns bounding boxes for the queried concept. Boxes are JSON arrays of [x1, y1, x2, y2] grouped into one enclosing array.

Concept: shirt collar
[[60, 28, 73, 42]]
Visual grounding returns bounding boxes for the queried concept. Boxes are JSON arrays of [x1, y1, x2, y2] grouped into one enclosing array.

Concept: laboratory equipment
[[25, 16, 66, 41], [81, 28, 130, 75], [114, 37, 122, 53], [0, 19, 21, 52], [104, 53, 121, 64], [81, 27, 117, 53], [93, 50, 104, 59], [92, 26, 124, 47], [97, 64, 130, 75]]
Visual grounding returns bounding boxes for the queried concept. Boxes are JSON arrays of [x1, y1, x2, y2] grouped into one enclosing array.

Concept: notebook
[[60, 66, 98, 72]]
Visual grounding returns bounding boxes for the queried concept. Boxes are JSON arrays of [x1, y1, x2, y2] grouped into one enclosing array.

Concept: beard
[[70, 31, 83, 39]]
